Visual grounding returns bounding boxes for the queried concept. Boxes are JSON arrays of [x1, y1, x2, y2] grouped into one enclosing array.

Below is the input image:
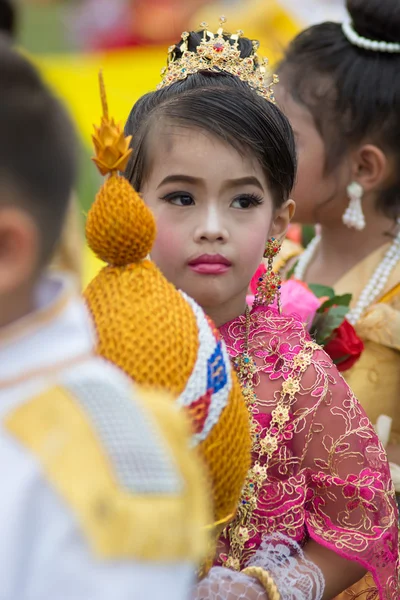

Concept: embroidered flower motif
[[343, 468, 385, 503], [225, 557, 241, 571], [251, 463, 268, 484], [282, 422, 295, 441], [281, 377, 301, 397], [271, 405, 290, 426], [237, 526, 250, 543], [258, 335, 302, 381], [260, 433, 279, 456], [292, 351, 312, 370]]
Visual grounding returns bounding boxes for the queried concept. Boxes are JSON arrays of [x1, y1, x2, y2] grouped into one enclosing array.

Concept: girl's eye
[[161, 192, 194, 207], [231, 193, 264, 209]]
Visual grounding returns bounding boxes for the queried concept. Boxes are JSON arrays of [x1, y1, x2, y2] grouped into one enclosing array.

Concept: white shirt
[[0, 275, 195, 600]]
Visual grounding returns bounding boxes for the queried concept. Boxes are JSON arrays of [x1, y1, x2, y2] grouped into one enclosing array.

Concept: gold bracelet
[[242, 566, 281, 600]]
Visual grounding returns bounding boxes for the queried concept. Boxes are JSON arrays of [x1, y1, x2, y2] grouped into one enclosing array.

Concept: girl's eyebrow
[[157, 174, 200, 189], [157, 174, 264, 192], [223, 176, 264, 192]]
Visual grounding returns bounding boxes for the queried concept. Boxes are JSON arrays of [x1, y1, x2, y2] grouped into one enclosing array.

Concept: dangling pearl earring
[[342, 182, 365, 231]]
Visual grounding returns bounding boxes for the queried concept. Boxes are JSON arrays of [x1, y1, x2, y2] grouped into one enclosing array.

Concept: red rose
[[324, 319, 364, 372]]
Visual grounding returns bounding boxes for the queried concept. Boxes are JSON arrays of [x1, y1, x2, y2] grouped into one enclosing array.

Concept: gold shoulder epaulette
[[5, 374, 210, 562]]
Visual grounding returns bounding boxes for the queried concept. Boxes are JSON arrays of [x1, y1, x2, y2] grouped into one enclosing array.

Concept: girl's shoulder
[[220, 305, 349, 410], [250, 306, 338, 392], [220, 304, 316, 358]]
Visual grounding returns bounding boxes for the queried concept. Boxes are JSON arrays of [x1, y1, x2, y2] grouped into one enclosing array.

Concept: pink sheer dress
[[211, 304, 399, 600]]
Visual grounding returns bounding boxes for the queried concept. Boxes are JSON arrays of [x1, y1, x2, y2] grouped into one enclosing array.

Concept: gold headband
[[157, 16, 278, 103]]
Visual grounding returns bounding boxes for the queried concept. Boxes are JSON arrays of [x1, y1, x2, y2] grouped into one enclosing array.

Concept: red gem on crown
[[213, 41, 225, 53]]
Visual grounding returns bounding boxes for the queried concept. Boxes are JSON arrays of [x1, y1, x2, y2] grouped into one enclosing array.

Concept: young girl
[[274, 0, 400, 471], [123, 47, 399, 598]]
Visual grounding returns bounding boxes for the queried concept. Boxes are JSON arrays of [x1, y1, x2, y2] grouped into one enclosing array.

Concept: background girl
[[275, 0, 400, 470]]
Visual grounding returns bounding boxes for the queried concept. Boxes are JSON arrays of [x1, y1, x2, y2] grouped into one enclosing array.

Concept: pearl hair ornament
[[342, 21, 400, 54]]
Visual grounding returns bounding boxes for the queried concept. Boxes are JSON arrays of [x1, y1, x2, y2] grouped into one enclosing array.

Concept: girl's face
[[141, 125, 292, 324], [275, 84, 350, 226]]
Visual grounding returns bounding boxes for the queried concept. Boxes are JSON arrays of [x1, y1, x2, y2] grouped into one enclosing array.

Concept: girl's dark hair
[[127, 86, 296, 207], [277, 0, 400, 221]]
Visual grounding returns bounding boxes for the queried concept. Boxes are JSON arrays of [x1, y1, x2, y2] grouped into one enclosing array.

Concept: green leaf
[[310, 306, 347, 344], [327, 305, 348, 324], [285, 260, 299, 281], [302, 225, 316, 247], [309, 314, 330, 345], [308, 283, 335, 299], [333, 354, 351, 366], [318, 293, 353, 313]]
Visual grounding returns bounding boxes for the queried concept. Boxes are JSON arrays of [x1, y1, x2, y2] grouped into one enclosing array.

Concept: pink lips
[[188, 254, 232, 275]]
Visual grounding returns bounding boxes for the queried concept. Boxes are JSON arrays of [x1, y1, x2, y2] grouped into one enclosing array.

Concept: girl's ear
[[350, 143, 389, 193], [270, 199, 296, 240]]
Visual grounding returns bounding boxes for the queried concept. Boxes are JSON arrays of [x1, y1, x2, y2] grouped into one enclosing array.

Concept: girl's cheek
[[151, 216, 185, 268], [239, 227, 267, 271]]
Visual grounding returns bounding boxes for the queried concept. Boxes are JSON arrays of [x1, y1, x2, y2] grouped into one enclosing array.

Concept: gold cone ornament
[[91, 71, 133, 176], [84, 73, 251, 550], [86, 72, 156, 267]]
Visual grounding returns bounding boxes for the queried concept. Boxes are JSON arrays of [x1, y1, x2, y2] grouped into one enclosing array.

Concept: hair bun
[[346, 0, 400, 43], [86, 175, 156, 266]]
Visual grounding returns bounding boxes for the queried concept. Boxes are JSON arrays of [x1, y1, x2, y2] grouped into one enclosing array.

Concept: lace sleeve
[[293, 347, 399, 598], [194, 535, 324, 600], [193, 567, 269, 600], [248, 534, 324, 600]]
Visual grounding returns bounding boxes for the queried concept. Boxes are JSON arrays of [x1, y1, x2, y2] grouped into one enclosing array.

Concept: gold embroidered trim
[[5, 385, 210, 562]]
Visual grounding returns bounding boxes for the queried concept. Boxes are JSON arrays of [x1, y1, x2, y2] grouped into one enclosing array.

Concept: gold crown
[[157, 16, 278, 103]]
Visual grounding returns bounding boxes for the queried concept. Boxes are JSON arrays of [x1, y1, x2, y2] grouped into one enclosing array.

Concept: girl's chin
[[185, 287, 231, 309]]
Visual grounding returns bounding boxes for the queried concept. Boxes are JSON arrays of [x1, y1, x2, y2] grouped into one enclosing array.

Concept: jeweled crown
[[157, 16, 278, 103]]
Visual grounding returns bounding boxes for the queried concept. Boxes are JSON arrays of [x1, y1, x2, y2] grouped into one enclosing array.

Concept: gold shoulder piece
[[378, 282, 400, 306], [5, 383, 210, 562]]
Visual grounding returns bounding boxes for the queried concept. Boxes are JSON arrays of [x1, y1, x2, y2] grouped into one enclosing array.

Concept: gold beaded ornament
[[158, 16, 278, 104], [254, 237, 282, 309]]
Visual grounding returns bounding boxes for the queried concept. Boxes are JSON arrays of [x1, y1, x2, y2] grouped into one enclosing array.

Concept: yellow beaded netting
[[84, 73, 251, 536]]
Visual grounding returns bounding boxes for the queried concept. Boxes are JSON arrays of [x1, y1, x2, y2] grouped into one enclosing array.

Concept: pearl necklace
[[293, 226, 400, 326]]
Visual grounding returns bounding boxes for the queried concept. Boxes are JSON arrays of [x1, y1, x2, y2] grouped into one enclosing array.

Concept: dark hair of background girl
[[277, 0, 400, 222], [127, 85, 297, 208]]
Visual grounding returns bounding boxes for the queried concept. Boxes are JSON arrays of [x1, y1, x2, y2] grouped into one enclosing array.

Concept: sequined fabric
[[217, 305, 399, 599]]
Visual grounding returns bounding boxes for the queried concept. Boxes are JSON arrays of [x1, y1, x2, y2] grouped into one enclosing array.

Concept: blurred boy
[[0, 38, 209, 599]]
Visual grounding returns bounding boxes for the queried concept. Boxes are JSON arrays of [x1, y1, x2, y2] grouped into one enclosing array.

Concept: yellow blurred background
[[13, 0, 345, 286]]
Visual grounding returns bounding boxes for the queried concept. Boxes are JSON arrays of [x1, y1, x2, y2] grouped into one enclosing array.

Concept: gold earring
[[255, 238, 282, 310]]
